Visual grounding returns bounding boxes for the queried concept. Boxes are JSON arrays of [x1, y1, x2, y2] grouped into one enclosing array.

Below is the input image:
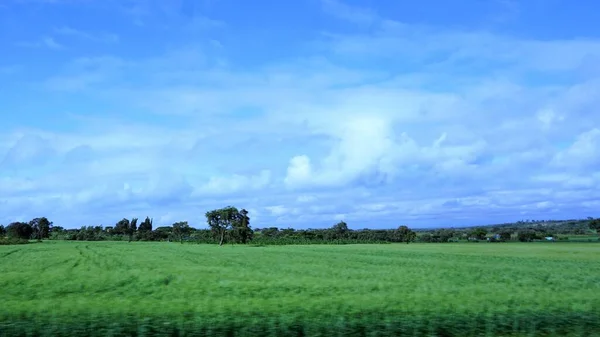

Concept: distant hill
[[415, 218, 595, 235]]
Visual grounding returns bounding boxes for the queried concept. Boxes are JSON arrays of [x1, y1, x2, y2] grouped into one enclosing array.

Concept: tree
[[114, 218, 130, 235], [0, 225, 5, 237], [138, 217, 153, 233], [470, 227, 488, 240], [517, 230, 539, 242], [332, 221, 349, 239], [130, 218, 138, 232], [172, 221, 191, 243], [590, 218, 600, 236], [6, 222, 33, 240], [431, 229, 455, 243], [154, 226, 172, 241], [128, 218, 138, 242], [29, 217, 52, 241], [206, 206, 249, 246], [261, 227, 280, 238], [498, 231, 512, 241], [396, 225, 417, 244], [138, 217, 153, 241], [231, 209, 253, 244]]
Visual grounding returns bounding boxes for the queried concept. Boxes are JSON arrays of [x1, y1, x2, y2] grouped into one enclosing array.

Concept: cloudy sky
[[1, 0, 599, 229]]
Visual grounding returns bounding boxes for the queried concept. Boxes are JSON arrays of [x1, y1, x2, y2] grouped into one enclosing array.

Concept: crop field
[[1, 242, 599, 336]]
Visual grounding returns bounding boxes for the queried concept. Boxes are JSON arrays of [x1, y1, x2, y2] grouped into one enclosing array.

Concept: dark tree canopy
[[172, 221, 191, 243], [499, 231, 512, 241], [331, 221, 349, 239], [6, 222, 33, 240], [590, 218, 600, 234], [139, 217, 153, 233], [517, 230, 540, 242], [232, 209, 253, 244], [469, 227, 488, 240], [29, 217, 53, 241], [396, 225, 417, 244], [114, 218, 130, 235]]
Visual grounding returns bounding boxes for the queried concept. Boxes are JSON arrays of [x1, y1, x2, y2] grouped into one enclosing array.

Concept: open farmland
[[1, 242, 599, 336]]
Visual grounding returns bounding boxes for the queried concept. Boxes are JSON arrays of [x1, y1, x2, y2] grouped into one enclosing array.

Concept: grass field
[[1, 241, 599, 336]]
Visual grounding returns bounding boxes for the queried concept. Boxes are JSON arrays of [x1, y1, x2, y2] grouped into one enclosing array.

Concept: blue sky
[[1, 0, 600, 229]]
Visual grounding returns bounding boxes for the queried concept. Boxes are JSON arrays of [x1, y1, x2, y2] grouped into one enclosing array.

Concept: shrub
[[0, 238, 30, 245]]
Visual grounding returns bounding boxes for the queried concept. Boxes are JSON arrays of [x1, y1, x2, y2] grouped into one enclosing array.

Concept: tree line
[[1, 207, 599, 245]]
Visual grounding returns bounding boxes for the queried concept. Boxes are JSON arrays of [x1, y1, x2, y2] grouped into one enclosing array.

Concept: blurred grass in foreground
[[1, 242, 599, 336]]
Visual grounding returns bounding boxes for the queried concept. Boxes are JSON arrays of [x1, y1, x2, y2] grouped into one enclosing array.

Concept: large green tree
[[469, 227, 488, 240], [232, 208, 253, 244], [331, 221, 349, 240], [114, 218, 130, 235], [138, 217, 153, 233], [0, 225, 5, 237], [498, 231, 513, 241], [172, 221, 191, 243], [138, 217, 153, 241], [29, 217, 53, 241], [6, 222, 33, 240], [517, 230, 539, 242], [396, 225, 417, 244], [206, 206, 253, 246], [431, 229, 455, 243]]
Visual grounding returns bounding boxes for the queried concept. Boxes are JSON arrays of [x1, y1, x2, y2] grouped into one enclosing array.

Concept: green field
[[1, 242, 599, 336]]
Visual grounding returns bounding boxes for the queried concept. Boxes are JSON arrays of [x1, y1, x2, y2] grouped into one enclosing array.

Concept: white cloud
[[537, 108, 564, 130], [3, 0, 600, 228], [285, 156, 313, 188], [198, 170, 272, 195], [552, 128, 600, 169], [265, 205, 290, 217]]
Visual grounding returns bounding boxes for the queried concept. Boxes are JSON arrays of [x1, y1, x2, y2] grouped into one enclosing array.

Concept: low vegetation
[[1, 209, 598, 245], [1, 242, 599, 336]]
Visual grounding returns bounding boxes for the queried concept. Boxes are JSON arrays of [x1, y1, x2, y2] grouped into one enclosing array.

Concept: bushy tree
[[29, 217, 52, 241], [396, 225, 417, 244], [6, 222, 33, 240], [172, 221, 191, 243], [261, 227, 280, 238], [232, 209, 253, 244], [75, 226, 105, 241], [470, 227, 488, 240], [206, 206, 253, 246], [418, 233, 433, 243], [517, 230, 540, 242], [499, 231, 512, 241], [431, 229, 455, 243], [114, 218, 130, 235], [139, 217, 153, 233], [0, 225, 5, 237], [137, 217, 153, 240], [332, 221, 349, 239]]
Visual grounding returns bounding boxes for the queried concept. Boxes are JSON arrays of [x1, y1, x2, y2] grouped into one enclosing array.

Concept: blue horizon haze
[[1, 0, 600, 229]]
